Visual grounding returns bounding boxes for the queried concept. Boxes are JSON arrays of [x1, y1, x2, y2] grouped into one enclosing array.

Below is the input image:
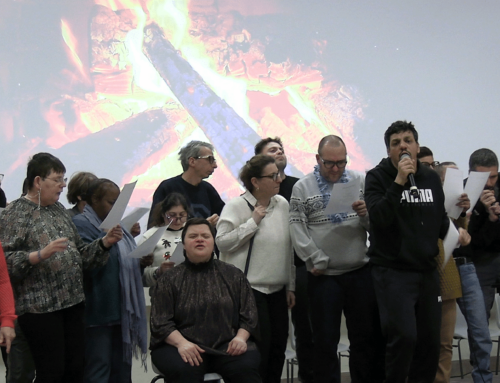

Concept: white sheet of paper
[[442, 218, 459, 268], [443, 168, 463, 220], [464, 171, 490, 213], [99, 181, 137, 230], [121, 207, 150, 233], [128, 226, 167, 258], [170, 243, 185, 265], [324, 177, 361, 215]]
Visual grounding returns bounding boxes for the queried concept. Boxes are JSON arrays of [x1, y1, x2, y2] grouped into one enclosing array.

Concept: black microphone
[[400, 153, 419, 198]]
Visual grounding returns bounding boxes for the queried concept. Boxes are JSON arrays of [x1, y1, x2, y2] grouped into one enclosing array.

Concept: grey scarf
[[83, 205, 148, 369]]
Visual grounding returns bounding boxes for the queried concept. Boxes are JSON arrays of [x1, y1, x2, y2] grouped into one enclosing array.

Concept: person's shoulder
[[346, 169, 366, 180], [291, 173, 316, 194], [215, 259, 244, 276], [200, 180, 221, 194], [72, 213, 94, 231], [294, 172, 314, 186], [224, 194, 248, 210], [273, 194, 289, 206], [159, 175, 184, 187]]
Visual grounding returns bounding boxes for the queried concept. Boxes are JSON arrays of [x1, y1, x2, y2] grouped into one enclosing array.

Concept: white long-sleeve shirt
[[216, 191, 295, 294]]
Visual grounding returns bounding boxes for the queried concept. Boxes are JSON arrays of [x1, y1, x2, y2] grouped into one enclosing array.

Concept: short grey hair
[[178, 141, 215, 171]]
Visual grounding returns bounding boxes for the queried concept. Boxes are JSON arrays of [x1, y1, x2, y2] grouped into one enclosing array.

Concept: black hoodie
[[365, 157, 449, 271]]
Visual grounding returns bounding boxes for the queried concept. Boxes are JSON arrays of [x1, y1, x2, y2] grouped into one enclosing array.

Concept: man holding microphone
[[365, 120, 470, 383]]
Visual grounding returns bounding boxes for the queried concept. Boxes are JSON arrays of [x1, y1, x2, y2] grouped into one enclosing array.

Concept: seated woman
[[140, 192, 190, 294], [150, 218, 262, 383], [72, 178, 148, 383], [0, 152, 122, 383], [216, 154, 295, 383]]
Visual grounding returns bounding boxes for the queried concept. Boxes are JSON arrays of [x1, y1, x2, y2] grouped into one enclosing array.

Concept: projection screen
[[1, 0, 499, 209]]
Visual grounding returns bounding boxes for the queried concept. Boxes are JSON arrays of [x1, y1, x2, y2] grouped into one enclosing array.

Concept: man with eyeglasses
[[148, 141, 224, 229], [289, 135, 384, 383]]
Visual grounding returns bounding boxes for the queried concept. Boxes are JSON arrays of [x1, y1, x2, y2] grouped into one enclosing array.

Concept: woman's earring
[[37, 188, 41, 210]]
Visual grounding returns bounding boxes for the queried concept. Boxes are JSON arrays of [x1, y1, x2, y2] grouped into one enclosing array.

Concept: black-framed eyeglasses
[[195, 155, 217, 164], [165, 212, 189, 222], [319, 157, 348, 169], [258, 173, 281, 182], [44, 176, 68, 185], [421, 161, 440, 168]]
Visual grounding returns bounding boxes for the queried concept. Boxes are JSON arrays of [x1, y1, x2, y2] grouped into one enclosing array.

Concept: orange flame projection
[[43, 0, 370, 207], [61, 19, 90, 84]]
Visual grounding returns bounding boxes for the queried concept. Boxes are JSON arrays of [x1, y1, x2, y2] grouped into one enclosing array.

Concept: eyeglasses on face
[[44, 176, 67, 185], [319, 157, 348, 169], [165, 212, 189, 222], [421, 161, 440, 168], [258, 173, 281, 182], [195, 155, 217, 164]]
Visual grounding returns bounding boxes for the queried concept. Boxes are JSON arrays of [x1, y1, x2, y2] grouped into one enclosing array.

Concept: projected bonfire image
[[3, 0, 370, 206]]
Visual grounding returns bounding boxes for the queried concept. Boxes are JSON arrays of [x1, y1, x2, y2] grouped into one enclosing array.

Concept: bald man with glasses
[[289, 135, 384, 383]]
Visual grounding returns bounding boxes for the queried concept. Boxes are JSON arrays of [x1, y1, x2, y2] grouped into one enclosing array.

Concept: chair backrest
[[495, 294, 500, 330]]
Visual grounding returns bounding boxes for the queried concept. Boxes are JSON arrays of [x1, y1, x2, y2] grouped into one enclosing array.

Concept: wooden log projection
[[53, 108, 178, 181], [142, 23, 262, 178]]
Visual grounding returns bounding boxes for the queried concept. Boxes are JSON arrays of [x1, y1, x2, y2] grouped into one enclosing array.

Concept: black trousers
[[308, 265, 384, 383], [17, 302, 85, 383], [151, 343, 262, 383], [371, 265, 441, 383], [252, 287, 289, 383], [291, 265, 314, 383]]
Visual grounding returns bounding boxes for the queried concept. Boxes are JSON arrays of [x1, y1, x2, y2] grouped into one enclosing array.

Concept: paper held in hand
[[120, 207, 150, 232], [99, 181, 137, 230], [128, 226, 167, 258], [324, 177, 361, 215], [441, 217, 459, 268]]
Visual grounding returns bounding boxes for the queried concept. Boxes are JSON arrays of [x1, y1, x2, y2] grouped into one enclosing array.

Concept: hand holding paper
[[457, 228, 471, 247], [121, 207, 149, 232], [465, 171, 491, 213], [443, 168, 464, 220], [441, 218, 459, 268], [102, 225, 123, 248], [324, 177, 361, 215], [128, 226, 167, 258]]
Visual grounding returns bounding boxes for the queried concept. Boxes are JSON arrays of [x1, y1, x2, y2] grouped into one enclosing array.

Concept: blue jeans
[[456, 262, 493, 383], [473, 253, 500, 321], [309, 265, 384, 383]]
